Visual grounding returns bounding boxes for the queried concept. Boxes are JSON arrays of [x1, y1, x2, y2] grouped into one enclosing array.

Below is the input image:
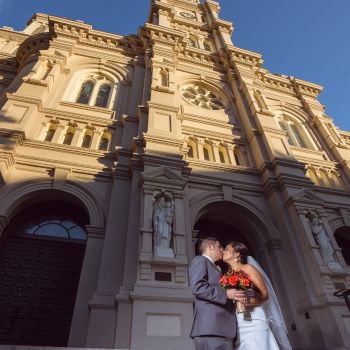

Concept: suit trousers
[[192, 336, 233, 350]]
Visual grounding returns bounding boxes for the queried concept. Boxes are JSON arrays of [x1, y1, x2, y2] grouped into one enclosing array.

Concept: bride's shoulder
[[243, 264, 261, 276]]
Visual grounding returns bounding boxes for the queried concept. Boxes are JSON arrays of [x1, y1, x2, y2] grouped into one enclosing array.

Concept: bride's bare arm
[[243, 264, 268, 306]]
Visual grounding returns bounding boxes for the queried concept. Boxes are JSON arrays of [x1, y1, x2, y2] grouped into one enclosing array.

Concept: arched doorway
[[193, 201, 273, 270], [193, 201, 264, 253], [0, 199, 89, 346], [334, 227, 350, 265]]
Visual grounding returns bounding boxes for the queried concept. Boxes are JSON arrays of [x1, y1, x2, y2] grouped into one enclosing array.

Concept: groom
[[189, 236, 245, 350]]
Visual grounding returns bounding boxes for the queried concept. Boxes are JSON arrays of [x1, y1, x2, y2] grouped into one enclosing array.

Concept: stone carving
[[153, 193, 174, 258], [306, 212, 340, 268]]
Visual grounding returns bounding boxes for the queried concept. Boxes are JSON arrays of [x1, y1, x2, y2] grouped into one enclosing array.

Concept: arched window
[[25, 217, 87, 240], [98, 131, 111, 151], [203, 143, 213, 161], [76, 80, 94, 104], [99, 137, 109, 151], [219, 150, 225, 163], [44, 127, 56, 142], [188, 36, 197, 48], [277, 117, 308, 148], [188, 145, 194, 158], [159, 68, 169, 87], [95, 84, 111, 108], [203, 41, 212, 52], [334, 227, 350, 265], [81, 133, 92, 148], [203, 147, 210, 161], [63, 128, 75, 145]]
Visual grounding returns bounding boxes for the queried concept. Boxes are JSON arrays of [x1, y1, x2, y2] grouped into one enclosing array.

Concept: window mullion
[[89, 82, 100, 106]]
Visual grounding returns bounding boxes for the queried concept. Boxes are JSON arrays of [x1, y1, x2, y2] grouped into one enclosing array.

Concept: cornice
[[166, 0, 201, 11], [16, 32, 51, 68], [292, 77, 323, 99], [147, 102, 179, 113], [59, 101, 114, 117], [0, 54, 18, 73], [177, 49, 224, 72], [255, 71, 323, 100], [48, 16, 142, 57], [228, 47, 263, 68], [143, 23, 186, 48], [22, 139, 114, 160], [182, 128, 244, 144], [143, 133, 184, 149], [255, 72, 296, 96], [180, 112, 237, 131], [0, 28, 29, 43]]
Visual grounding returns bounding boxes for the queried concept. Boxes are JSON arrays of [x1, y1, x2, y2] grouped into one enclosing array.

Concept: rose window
[[181, 85, 225, 110]]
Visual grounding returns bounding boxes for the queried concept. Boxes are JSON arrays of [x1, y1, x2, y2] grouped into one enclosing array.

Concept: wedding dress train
[[234, 305, 280, 350]]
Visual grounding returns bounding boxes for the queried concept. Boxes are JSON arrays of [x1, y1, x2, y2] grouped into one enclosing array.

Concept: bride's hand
[[227, 289, 246, 302]]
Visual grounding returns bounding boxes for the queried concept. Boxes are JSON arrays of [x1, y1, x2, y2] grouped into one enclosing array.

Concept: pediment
[[292, 189, 324, 203], [142, 166, 187, 187]]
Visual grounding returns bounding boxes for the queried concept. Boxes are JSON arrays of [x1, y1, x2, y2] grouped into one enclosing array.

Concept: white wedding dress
[[234, 305, 280, 350], [233, 257, 292, 350]]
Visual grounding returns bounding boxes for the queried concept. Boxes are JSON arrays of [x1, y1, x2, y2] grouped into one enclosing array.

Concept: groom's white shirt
[[203, 254, 214, 264]]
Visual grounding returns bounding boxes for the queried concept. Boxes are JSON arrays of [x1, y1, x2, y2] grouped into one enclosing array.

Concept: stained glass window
[[76, 81, 94, 104], [95, 84, 111, 108], [24, 218, 87, 240]]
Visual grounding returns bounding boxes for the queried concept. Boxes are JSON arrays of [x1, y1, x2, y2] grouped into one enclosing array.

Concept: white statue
[[153, 195, 174, 258], [308, 213, 336, 264]]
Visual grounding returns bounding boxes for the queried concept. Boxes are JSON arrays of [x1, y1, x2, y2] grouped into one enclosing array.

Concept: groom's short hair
[[198, 236, 218, 255]]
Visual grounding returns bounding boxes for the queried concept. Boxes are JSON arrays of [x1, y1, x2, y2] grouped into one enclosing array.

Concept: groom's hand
[[226, 289, 246, 302]]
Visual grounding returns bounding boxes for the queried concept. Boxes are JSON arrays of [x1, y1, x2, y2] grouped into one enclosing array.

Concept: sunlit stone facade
[[0, 0, 349, 349]]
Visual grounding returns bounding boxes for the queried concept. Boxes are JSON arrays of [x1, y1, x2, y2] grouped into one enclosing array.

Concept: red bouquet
[[219, 270, 254, 313]]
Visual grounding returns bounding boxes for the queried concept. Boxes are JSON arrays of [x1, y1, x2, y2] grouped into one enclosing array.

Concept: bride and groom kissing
[[189, 237, 292, 350]]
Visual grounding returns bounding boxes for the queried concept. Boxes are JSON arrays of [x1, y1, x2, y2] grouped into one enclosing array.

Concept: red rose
[[242, 278, 250, 287], [220, 275, 228, 286], [228, 275, 239, 286]]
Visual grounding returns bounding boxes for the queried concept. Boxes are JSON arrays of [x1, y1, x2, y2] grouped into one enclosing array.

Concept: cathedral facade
[[0, 0, 349, 349]]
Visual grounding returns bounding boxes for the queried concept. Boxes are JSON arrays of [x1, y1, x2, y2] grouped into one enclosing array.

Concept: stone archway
[[0, 197, 89, 347], [192, 199, 278, 262]]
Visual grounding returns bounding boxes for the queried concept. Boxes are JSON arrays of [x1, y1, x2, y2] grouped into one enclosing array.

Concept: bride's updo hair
[[227, 241, 250, 264]]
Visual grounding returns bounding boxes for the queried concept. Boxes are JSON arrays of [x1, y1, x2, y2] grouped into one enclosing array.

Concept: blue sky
[[1, 0, 349, 131]]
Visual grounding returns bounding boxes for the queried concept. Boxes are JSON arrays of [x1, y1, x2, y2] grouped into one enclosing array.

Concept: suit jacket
[[189, 255, 236, 339]]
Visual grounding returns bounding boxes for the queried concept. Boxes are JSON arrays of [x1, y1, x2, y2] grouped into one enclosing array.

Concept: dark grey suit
[[189, 255, 236, 350]]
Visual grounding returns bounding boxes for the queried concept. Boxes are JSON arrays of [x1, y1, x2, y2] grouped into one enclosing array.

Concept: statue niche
[[306, 211, 341, 269], [153, 192, 174, 258]]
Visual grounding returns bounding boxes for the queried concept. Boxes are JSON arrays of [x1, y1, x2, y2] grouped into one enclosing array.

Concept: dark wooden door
[[0, 234, 85, 346]]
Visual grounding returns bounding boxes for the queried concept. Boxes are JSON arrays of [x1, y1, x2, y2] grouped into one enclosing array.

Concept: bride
[[222, 241, 292, 350]]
